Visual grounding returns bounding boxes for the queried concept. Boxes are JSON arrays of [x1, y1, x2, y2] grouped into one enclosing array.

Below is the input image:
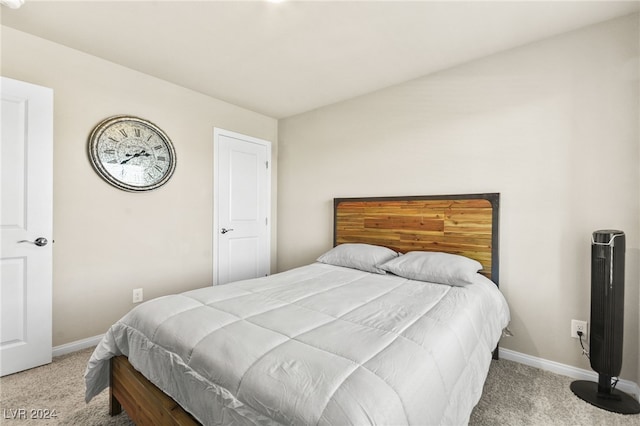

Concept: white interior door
[[0, 77, 53, 376], [214, 129, 270, 285]]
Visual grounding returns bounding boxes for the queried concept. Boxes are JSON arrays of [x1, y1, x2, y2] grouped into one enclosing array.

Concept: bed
[[85, 193, 509, 425]]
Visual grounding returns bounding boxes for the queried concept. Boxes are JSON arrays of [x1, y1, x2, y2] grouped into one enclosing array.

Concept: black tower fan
[[570, 230, 640, 414]]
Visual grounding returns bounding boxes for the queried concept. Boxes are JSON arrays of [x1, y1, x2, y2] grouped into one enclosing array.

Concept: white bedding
[[85, 263, 510, 425]]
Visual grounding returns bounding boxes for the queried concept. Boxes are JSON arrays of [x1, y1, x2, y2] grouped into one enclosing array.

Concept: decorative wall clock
[[88, 115, 176, 192]]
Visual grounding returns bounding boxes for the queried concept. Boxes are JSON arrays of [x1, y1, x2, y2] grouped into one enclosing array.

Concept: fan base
[[571, 380, 640, 414]]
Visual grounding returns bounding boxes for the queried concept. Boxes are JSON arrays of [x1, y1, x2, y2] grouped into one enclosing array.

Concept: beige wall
[[278, 15, 640, 382], [1, 27, 278, 346]]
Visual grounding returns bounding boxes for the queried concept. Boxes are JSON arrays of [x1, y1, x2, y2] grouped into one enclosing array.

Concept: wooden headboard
[[334, 193, 500, 285]]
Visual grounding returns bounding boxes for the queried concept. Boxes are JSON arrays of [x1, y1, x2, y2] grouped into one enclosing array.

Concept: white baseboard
[[499, 347, 640, 401], [52, 334, 104, 357]]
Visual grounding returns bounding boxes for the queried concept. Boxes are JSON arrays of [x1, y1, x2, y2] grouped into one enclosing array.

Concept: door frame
[[213, 128, 271, 285]]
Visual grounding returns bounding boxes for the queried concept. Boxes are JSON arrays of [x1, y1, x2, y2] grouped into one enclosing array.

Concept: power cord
[[577, 331, 590, 359], [576, 331, 620, 390], [612, 377, 619, 391]]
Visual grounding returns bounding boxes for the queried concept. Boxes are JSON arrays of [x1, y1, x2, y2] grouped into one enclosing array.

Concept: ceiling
[[2, 1, 639, 118]]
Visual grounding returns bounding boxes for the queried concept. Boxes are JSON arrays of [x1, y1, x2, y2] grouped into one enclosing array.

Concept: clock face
[[88, 116, 176, 191]]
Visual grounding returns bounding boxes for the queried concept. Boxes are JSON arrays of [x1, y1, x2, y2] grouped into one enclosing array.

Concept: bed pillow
[[377, 251, 482, 286], [316, 243, 399, 274]]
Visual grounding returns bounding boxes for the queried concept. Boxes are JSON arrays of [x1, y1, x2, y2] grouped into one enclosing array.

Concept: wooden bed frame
[[108, 193, 500, 425], [110, 355, 198, 425]]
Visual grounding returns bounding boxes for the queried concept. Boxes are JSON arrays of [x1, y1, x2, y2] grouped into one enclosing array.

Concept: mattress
[[85, 262, 510, 425]]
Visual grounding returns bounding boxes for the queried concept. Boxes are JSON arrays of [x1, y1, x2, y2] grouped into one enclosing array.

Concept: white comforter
[[85, 263, 510, 425]]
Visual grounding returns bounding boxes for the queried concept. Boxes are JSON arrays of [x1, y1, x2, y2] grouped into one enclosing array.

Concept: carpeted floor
[[0, 347, 639, 425], [0, 348, 132, 426], [469, 358, 640, 426]]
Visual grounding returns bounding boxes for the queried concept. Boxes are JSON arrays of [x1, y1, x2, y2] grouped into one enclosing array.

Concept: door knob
[[18, 237, 48, 247], [220, 228, 234, 234]]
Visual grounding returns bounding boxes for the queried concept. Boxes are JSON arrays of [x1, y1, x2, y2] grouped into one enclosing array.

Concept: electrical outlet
[[571, 319, 587, 339], [132, 288, 143, 304]]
